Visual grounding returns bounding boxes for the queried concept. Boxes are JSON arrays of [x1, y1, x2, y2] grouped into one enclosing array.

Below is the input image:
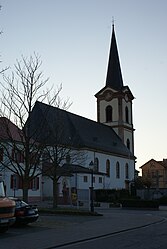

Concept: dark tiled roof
[[27, 101, 133, 158], [0, 117, 23, 142], [42, 163, 105, 176], [62, 164, 106, 175]]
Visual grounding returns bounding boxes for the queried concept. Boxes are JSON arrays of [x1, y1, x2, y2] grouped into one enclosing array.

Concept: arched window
[[126, 139, 130, 150], [125, 163, 129, 179], [125, 106, 129, 123], [116, 162, 120, 178], [94, 157, 99, 172], [106, 159, 110, 177], [106, 105, 113, 122]]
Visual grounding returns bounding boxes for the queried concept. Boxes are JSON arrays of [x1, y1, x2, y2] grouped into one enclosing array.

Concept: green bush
[[95, 189, 130, 203], [121, 199, 159, 209], [158, 196, 167, 205]]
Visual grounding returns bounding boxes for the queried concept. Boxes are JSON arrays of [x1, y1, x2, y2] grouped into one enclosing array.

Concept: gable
[[140, 159, 164, 171]]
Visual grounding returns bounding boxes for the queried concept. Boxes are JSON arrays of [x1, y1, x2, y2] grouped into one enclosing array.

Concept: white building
[[28, 25, 136, 203], [0, 117, 42, 201]]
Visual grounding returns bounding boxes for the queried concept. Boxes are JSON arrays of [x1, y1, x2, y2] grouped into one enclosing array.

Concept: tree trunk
[[53, 178, 58, 208], [22, 180, 29, 202]]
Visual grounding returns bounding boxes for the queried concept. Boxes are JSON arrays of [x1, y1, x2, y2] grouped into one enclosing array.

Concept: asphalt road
[[1, 208, 167, 249], [60, 220, 167, 249]]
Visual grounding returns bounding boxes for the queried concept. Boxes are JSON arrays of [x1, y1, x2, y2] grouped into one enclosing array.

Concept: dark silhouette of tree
[[0, 54, 71, 202], [134, 175, 152, 189], [27, 101, 86, 208]]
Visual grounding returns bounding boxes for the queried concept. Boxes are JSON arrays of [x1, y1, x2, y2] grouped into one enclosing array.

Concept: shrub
[[121, 199, 159, 209], [95, 189, 130, 203], [158, 196, 167, 205]]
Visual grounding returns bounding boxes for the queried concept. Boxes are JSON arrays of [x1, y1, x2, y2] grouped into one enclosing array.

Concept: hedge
[[121, 199, 159, 209]]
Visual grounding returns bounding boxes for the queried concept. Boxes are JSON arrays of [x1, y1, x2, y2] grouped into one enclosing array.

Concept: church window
[[83, 176, 88, 182], [116, 162, 120, 178], [125, 163, 129, 179], [106, 159, 110, 177], [94, 157, 99, 172], [99, 177, 102, 183], [106, 105, 113, 122], [126, 139, 130, 150], [125, 106, 129, 123]]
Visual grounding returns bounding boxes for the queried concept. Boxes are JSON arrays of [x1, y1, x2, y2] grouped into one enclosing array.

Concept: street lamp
[[89, 161, 94, 213]]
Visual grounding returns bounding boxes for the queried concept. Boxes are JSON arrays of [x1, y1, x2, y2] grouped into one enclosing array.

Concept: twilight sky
[[0, 0, 167, 172]]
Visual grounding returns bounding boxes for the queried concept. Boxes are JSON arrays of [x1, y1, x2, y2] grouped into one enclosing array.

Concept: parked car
[[10, 198, 39, 225]]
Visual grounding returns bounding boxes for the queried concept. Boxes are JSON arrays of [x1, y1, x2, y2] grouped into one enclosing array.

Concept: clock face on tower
[[125, 94, 128, 102], [105, 92, 112, 101]]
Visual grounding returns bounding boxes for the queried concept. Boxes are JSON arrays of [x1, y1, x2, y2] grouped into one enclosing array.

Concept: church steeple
[[95, 25, 135, 155], [105, 25, 123, 90]]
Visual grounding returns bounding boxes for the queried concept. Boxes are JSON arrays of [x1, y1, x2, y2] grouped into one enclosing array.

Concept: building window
[[116, 162, 120, 178], [151, 171, 156, 178], [93, 176, 95, 183], [0, 148, 3, 162], [126, 139, 130, 150], [10, 175, 39, 190], [10, 174, 19, 190], [99, 177, 102, 183], [12, 149, 24, 163], [106, 105, 113, 122], [83, 176, 88, 182], [125, 106, 129, 123], [31, 177, 39, 190], [106, 159, 110, 177], [125, 163, 129, 179]]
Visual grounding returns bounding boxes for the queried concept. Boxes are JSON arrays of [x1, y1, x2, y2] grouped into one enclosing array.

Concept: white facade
[[0, 144, 42, 201], [42, 149, 135, 199], [96, 87, 134, 154]]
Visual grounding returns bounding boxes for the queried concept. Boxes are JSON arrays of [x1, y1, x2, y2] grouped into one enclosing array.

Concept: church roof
[[105, 25, 123, 90], [27, 101, 134, 158]]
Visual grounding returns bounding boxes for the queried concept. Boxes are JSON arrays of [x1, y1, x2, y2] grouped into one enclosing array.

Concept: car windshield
[[0, 181, 5, 197]]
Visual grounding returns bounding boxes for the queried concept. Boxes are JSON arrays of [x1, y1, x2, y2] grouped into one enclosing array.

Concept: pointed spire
[[105, 24, 123, 90]]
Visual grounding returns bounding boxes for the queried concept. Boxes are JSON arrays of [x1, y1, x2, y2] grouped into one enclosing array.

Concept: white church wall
[[81, 150, 134, 190]]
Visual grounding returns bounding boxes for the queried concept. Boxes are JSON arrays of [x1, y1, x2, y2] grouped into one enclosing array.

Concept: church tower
[[95, 25, 135, 155]]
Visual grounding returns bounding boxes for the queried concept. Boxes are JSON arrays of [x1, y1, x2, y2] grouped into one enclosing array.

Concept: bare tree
[[0, 5, 9, 74], [0, 54, 71, 202], [42, 147, 86, 208], [25, 99, 86, 208], [134, 175, 152, 189], [40, 114, 86, 208]]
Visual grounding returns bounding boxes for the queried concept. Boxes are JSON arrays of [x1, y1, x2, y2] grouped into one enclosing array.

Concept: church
[[0, 25, 136, 203], [27, 24, 136, 202]]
